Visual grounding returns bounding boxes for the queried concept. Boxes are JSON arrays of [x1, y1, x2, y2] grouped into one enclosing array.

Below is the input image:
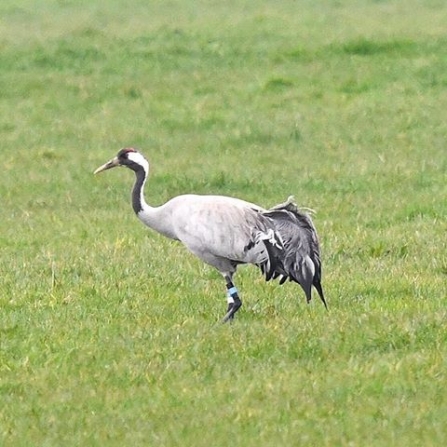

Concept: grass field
[[1, 0, 447, 445]]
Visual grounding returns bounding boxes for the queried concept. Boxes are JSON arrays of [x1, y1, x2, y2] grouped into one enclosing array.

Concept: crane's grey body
[[95, 148, 327, 322], [139, 194, 272, 272]]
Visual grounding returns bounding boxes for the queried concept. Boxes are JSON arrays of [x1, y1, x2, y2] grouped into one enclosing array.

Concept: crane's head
[[94, 148, 149, 175]]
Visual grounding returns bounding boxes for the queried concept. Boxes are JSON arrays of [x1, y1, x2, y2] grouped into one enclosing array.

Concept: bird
[[94, 147, 327, 322]]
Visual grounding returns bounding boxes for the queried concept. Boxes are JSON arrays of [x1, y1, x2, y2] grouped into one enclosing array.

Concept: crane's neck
[[131, 166, 149, 215], [130, 163, 177, 239]]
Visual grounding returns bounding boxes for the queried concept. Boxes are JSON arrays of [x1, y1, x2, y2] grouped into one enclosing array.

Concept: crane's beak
[[94, 157, 120, 174]]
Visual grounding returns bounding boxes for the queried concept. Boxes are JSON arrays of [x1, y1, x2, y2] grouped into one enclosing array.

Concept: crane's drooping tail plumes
[[260, 197, 327, 309], [95, 149, 327, 322]]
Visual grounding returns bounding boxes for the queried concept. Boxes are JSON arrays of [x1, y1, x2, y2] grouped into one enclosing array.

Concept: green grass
[[1, 0, 447, 445]]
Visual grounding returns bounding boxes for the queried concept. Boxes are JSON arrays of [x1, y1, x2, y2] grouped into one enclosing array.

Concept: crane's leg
[[221, 275, 242, 323]]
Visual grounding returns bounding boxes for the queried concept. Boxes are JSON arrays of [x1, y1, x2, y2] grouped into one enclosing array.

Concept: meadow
[[1, 0, 446, 445]]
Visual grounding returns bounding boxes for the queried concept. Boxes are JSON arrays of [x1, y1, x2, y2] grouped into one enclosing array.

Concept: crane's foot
[[221, 296, 242, 324]]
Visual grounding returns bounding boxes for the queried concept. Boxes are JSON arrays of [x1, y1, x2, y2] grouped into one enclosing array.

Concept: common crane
[[94, 148, 327, 322]]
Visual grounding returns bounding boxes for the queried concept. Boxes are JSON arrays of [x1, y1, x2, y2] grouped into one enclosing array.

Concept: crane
[[94, 148, 327, 322]]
